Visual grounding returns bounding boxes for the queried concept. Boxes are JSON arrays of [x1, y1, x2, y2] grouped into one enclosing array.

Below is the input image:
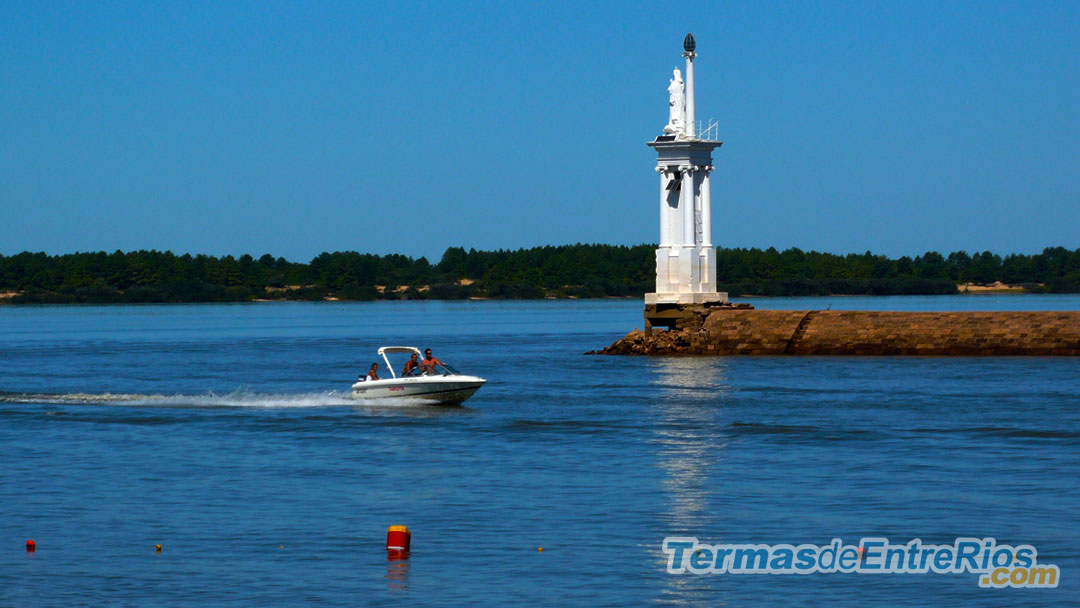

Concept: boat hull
[[350, 376, 486, 405]]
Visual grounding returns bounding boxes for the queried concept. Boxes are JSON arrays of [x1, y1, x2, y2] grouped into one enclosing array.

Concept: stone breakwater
[[592, 308, 1080, 355]]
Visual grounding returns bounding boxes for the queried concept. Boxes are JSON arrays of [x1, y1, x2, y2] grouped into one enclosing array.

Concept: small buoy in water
[[280, 545, 285, 549], [537, 547, 543, 552], [386, 525, 411, 559], [155, 544, 162, 553], [26, 539, 35, 552]]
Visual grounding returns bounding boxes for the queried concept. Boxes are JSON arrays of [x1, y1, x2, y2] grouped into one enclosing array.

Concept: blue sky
[[1, 1, 1077, 262]]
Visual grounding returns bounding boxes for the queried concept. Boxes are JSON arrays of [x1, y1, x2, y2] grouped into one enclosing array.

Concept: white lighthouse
[[645, 33, 727, 306]]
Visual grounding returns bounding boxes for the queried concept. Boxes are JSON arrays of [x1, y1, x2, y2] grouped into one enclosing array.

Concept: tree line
[[1, 245, 1078, 303]]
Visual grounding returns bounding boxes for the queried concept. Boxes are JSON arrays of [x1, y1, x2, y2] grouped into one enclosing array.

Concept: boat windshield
[[401, 362, 460, 377], [377, 347, 465, 379]]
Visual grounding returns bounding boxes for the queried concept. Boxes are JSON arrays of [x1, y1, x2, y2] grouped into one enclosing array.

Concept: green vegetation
[[1, 245, 1078, 304]]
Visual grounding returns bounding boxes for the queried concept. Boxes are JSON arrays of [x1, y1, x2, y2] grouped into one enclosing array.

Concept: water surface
[[1, 297, 1077, 605]]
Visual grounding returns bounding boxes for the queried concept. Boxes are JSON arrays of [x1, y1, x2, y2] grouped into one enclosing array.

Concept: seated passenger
[[402, 353, 420, 377], [363, 362, 380, 382]]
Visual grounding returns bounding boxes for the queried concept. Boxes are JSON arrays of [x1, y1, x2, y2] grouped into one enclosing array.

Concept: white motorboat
[[350, 346, 486, 405]]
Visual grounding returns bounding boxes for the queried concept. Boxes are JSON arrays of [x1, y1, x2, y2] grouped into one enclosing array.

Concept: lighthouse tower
[[645, 34, 727, 306]]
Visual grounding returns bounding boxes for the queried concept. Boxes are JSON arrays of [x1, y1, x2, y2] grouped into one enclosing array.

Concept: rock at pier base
[[643, 301, 751, 335], [590, 307, 1080, 356]]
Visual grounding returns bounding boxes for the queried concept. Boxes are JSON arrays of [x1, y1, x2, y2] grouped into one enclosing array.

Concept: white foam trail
[[0, 390, 371, 409], [132, 390, 361, 408]]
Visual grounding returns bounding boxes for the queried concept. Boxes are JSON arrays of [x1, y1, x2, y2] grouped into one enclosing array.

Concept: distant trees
[[712, 246, 1080, 295], [1, 245, 1078, 303]]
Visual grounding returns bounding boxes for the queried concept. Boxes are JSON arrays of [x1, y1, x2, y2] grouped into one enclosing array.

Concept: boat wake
[[0, 389, 432, 409]]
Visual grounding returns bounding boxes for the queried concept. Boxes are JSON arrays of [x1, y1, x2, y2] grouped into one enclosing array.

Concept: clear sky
[[2, 1, 1077, 262]]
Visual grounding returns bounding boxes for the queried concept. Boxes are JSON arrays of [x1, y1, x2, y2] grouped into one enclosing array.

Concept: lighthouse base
[[645, 292, 727, 305], [648, 246, 727, 306]]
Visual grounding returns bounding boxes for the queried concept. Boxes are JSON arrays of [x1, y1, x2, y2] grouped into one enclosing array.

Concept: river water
[[1, 296, 1077, 606]]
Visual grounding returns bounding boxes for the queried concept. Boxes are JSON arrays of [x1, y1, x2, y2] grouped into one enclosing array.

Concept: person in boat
[[362, 362, 380, 382], [402, 353, 420, 377], [419, 348, 444, 374]]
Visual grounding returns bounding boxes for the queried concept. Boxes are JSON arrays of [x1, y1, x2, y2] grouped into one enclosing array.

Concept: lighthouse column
[[701, 165, 713, 247], [683, 53, 695, 137], [680, 165, 696, 247], [657, 167, 671, 247], [683, 33, 696, 138]]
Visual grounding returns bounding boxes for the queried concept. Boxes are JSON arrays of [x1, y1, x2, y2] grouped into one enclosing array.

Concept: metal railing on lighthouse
[[692, 119, 721, 142]]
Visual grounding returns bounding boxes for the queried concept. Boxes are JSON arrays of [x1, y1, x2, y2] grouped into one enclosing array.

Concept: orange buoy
[[386, 525, 411, 557], [155, 544, 162, 553], [26, 539, 35, 552]]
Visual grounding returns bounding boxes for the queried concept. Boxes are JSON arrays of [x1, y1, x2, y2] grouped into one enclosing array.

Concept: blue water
[[1, 296, 1078, 606]]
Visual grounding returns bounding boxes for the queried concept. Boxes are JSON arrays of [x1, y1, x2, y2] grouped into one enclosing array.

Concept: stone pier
[[595, 308, 1080, 356]]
